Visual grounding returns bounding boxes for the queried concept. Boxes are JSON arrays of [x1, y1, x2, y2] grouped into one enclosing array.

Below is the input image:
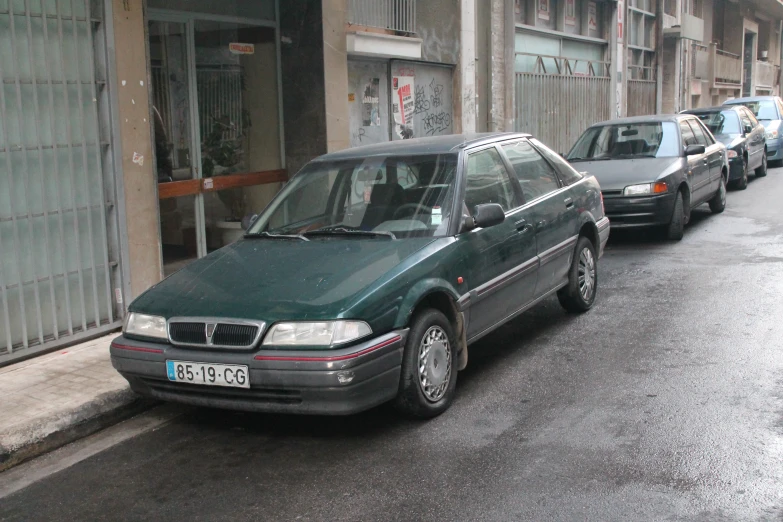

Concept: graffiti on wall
[[392, 64, 453, 140]]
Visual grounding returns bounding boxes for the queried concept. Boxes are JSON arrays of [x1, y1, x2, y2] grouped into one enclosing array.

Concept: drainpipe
[[609, 0, 619, 118]]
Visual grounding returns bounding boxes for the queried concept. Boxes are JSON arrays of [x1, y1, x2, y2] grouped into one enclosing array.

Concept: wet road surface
[[2, 169, 783, 521]]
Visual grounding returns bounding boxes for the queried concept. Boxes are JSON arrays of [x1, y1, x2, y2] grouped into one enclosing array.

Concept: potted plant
[[200, 112, 251, 245]]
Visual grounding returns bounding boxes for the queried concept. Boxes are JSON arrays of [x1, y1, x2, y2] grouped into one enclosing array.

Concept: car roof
[[683, 105, 743, 114], [589, 114, 692, 127], [723, 95, 778, 103], [313, 132, 531, 161]]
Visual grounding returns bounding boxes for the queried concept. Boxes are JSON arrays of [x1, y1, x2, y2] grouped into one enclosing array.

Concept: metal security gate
[[0, 0, 123, 364], [515, 72, 611, 155], [627, 79, 657, 117]]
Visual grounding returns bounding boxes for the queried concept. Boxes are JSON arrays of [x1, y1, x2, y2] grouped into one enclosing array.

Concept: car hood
[[571, 157, 683, 191], [130, 237, 436, 322], [715, 134, 743, 149]]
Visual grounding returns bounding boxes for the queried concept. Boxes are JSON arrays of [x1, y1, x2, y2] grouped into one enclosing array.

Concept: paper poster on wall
[[229, 43, 254, 55], [392, 76, 415, 139], [362, 78, 380, 126], [565, 0, 576, 26], [588, 2, 598, 31], [538, 0, 550, 21], [617, 0, 624, 42]]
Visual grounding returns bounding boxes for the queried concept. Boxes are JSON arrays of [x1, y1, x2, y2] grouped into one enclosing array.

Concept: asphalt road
[[3, 169, 783, 521]]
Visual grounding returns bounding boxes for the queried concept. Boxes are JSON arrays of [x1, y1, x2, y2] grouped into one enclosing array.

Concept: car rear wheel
[[756, 152, 768, 177], [557, 235, 597, 313], [735, 157, 749, 190], [394, 308, 457, 418], [666, 191, 685, 240], [709, 175, 727, 214]]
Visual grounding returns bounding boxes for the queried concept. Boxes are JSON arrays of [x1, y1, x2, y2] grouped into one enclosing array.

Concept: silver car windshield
[[248, 154, 459, 238], [568, 122, 680, 161]]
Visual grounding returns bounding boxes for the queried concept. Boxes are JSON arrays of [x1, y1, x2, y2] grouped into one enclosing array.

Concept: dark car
[[682, 106, 767, 189], [566, 115, 728, 240], [111, 133, 609, 418], [723, 95, 783, 165]]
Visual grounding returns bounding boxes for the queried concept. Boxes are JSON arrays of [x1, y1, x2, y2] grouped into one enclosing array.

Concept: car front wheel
[[709, 175, 727, 214], [557, 235, 597, 313], [394, 308, 457, 418], [666, 191, 685, 240], [756, 152, 768, 177]]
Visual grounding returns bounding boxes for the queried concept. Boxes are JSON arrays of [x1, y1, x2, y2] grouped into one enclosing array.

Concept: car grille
[[168, 318, 265, 349], [139, 378, 302, 405], [601, 190, 623, 197]]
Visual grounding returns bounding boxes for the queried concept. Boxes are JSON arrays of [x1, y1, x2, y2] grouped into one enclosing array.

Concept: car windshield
[[567, 122, 680, 161], [691, 110, 740, 135], [726, 100, 778, 120], [248, 154, 459, 238]]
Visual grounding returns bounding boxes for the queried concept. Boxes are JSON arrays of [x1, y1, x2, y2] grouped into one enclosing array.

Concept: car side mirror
[[684, 144, 706, 156], [743, 124, 753, 135], [472, 203, 506, 229], [241, 213, 258, 231]]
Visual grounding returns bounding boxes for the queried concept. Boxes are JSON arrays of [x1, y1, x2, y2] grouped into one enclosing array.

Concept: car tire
[[756, 152, 768, 177], [709, 175, 727, 214], [666, 191, 685, 241], [736, 157, 749, 190], [393, 309, 457, 419], [557, 235, 597, 313]]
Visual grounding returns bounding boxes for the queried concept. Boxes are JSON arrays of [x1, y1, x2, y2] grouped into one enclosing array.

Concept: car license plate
[[166, 360, 250, 389]]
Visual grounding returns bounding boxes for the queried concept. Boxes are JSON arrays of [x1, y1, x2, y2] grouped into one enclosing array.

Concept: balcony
[[347, 0, 416, 34], [755, 60, 780, 91], [692, 43, 742, 88]]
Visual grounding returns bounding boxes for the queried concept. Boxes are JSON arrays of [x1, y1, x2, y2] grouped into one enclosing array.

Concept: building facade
[[1, 0, 782, 363]]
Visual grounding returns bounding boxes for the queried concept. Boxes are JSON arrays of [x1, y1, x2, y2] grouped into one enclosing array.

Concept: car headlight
[[767, 130, 779, 139], [263, 321, 372, 346], [727, 150, 738, 158], [123, 312, 168, 340], [623, 181, 667, 196]]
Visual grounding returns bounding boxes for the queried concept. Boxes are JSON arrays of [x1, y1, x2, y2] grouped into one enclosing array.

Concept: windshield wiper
[[568, 156, 611, 162], [244, 231, 309, 241], [614, 153, 657, 159], [304, 227, 396, 239]]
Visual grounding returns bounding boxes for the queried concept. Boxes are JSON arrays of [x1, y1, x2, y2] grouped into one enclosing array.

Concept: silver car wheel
[[418, 325, 451, 402], [578, 247, 596, 301]]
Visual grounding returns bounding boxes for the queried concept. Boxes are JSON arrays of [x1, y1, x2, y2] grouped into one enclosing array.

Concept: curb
[[0, 390, 158, 473]]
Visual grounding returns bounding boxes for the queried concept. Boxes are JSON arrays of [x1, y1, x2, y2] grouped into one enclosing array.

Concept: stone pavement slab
[[0, 334, 150, 471]]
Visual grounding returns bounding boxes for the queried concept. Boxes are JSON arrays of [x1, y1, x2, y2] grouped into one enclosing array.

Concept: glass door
[[149, 20, 204, 276], [149, 14, 284, 274]]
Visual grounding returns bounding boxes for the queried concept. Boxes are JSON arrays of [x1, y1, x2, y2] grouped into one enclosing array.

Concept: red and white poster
[[538, 0, 550, 21], [392, 76, 415, 139], [617, 0, 624, 42], [588, 2, 598, 31], [229, 43, 254, 55], [565, 0, 576, 26]]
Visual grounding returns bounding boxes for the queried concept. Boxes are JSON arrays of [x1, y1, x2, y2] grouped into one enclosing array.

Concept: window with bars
[[0, 0, 121, 362]]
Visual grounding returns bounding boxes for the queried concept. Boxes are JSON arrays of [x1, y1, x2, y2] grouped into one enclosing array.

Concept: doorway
[[743, 31, 755, 97], [148, 11, 284, 276]]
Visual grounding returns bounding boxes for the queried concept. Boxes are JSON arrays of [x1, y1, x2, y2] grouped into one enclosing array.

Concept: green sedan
[[111, 133, 610, 418]]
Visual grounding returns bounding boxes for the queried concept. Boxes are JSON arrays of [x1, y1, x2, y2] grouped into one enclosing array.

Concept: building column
[[110, 0, 162, 301], [609, 0, 620, 118], [322, 0, 351, 152], [459, 0, 477, 133]]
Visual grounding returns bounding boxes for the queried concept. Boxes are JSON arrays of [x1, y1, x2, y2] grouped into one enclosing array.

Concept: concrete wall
[[417, 0, 461, 64], [323, 0, 351, 152], [722, 1, 743, 55], [279, 0, 328, 175], [112, 0, 162, 298]]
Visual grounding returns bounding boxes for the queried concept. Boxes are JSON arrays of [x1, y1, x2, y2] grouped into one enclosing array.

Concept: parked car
[[682, 105, 767, 189], [111, 133, 610, 418], [723, 95, 783, 165], [566, 115, 728, 240]]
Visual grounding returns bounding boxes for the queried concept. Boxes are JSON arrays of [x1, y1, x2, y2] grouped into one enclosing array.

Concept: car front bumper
[[728, 157, 745, 181], [601, 192, 676, 228], [110, 331, 407, 415], [597, 216, 610, 257], [766, 136, 783, 160]]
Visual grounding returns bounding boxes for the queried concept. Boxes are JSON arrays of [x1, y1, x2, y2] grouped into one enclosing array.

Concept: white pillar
[[460, 0, 477, 133]]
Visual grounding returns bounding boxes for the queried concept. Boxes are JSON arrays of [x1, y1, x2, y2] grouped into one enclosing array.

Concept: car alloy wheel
[[418, 325, 452, 402], [578, 247, 596, 301]]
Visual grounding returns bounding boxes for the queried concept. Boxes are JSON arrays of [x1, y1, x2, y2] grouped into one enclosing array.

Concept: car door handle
[[564, 197, 574, 209], [537, 219, 547, 228], [515, 219, 532, 233]]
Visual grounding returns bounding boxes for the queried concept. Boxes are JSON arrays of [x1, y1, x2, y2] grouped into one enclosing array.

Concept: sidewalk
[[0, 334, 151, 471]]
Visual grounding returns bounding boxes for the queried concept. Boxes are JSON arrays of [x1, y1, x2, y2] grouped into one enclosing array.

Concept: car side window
[[693, 119, 716, 145], [743, 108, 760, 127], [464, 147, 516, 214], [530, 138, 584, 186], [776, 99, 783, 118], [500, 140, 561, 202], [687, 120, 710, 147], [739, 110, 753, 132], [679, 120, 698, 148]]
